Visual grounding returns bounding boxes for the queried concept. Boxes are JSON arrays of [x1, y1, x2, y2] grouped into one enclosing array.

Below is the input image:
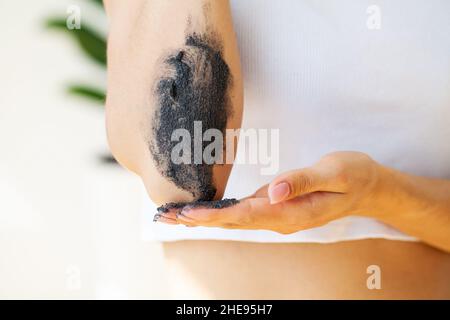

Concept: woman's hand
[[158, 151, 450, 252], [161, 151, 385, 234]]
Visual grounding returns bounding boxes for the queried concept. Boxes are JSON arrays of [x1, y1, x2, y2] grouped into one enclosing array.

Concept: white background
[[0, 0, 168, 299]]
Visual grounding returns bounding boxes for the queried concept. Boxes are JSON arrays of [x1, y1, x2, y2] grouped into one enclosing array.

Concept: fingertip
[[154, 215, 179, 225]]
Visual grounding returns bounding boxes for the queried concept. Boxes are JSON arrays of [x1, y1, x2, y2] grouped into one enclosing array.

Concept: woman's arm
[[373, 165, 450, 252], [104, 0, 243, 204], [170, 151, 450, 253]]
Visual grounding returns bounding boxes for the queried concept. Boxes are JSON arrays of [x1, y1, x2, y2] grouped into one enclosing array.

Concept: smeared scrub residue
[[149, 32, 231, 201], [153, 198, 239, 222]]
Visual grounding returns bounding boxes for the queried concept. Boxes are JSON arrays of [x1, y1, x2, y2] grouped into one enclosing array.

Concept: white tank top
[[142, 0, 450, 243]]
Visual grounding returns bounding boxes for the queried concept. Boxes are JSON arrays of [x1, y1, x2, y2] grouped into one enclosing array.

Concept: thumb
[[268, 167, 337, 204]]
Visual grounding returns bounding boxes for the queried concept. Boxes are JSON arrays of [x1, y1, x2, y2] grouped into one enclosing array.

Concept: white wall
[[0, 0, 168, 299]]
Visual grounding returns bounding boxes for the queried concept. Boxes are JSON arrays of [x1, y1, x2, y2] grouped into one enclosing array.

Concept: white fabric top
[[142, 0, 450, 243]]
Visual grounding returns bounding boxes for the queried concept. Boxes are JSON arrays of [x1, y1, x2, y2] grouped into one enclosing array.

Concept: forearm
[[105, 0, 243, 204], [375, 165, 450, 252]]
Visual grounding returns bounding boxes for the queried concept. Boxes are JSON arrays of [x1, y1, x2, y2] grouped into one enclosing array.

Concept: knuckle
[[334, 168, 350, 187], [321, 154, 346, 173], [320, 154, 350, 187], [355, 151, 373, 163], [320, 151, 343, 163]]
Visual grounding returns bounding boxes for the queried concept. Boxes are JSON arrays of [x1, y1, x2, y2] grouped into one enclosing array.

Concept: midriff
[[162, 239, 450, 299]]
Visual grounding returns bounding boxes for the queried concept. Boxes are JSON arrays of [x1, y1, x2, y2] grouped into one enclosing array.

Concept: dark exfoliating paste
[[154, 198, 239, 222], [149, 32, 231, 202]]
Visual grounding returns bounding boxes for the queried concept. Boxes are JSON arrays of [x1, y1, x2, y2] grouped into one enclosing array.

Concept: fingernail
[[269, 182, 290, 204], [153, 214, 162, 222], [180, 206, 193, 217], [176, 211, 194, 222]]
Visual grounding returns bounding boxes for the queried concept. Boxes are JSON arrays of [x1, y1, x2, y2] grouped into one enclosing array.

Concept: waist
[[162, 239, 450, 299]]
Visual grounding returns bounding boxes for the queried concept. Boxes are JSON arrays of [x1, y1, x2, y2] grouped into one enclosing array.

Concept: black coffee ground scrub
[[149, 31, 239, 221]]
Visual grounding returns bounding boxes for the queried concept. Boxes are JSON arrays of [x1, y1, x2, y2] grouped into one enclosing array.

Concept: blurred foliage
[[91, 0, 104, 6], [46, 1, 117, 164], [45, 0, 106, 105], [45, 18, 106, 66], [67, 84, 106, 104]]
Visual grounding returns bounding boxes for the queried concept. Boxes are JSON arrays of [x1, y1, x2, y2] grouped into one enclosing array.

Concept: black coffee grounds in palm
[[156, 198, 239, 214], [149, 32, 231, 201]]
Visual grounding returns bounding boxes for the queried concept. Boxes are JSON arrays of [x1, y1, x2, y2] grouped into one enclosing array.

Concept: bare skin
[[105, 0, 243, 204], [163, 240, 450, 299], [172, 151, 450, 253], [104, 0, 450, 298]]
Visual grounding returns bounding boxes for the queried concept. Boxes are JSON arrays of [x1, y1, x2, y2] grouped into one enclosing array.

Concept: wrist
[[364, 163, 404, 220], [368, 163, 429, 224]]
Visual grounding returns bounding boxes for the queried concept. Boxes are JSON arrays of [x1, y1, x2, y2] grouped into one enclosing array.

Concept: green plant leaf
[[99, 153, 118, 165], [45, 18, 106, 66], [91, 0, 104, 7], [67, 84, 106, 104]]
